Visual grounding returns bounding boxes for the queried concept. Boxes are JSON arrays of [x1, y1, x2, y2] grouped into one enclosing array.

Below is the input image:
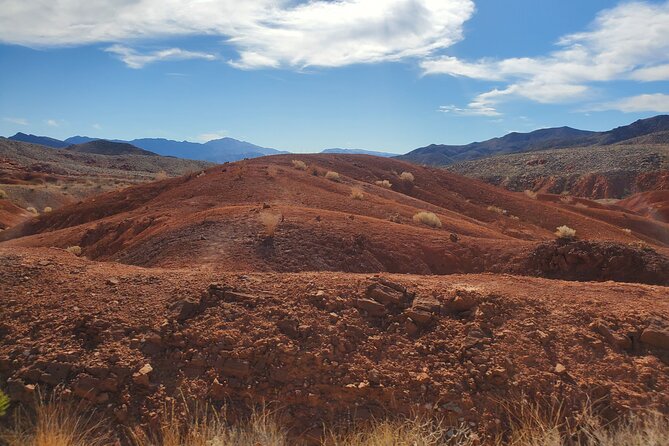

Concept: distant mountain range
[[8, 133, 289, 163], [320, 148, 397, 157], [398, 115, 669, 166]]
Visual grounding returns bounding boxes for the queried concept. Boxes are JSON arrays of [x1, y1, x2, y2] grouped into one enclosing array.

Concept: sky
[[0, 0, 668, 154]]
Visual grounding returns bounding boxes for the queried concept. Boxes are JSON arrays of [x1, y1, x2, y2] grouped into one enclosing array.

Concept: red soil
[[1, 155, 668, 276], [619, 190, 669, 224], [1, 248, 668, 444], [1, 155, 668, 443]]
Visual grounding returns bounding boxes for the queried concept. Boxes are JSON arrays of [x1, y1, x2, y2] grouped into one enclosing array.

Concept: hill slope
[[448, 144, 669, 199], [400, 115, 669, 166], [2, 154, 667, 281], [65, 140, 158, 156]]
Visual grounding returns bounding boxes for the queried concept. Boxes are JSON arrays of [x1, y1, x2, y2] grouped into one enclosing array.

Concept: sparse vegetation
[[487, 205, 506, 215], [291, 160, 307, 171], [65, 245, 83, 256], [325, 171, 341, 182], [560, 195, 574, 204], [523, 190, 538, 199], [26, 207, 38, 215], [0, 389, 9, 418], [622, 228, 632, 235], [0, 189, 7, 199], [555, 225, 576, 239], [399, 171, 414, 183], [0, 398, 109, 446], [155, 170, 169, 181], [350, 187, 364, 200], [259, 213, 281, 237], [43, 207, 53, 213], [413, 211, 442, 228], [375, 180, 392, 189]]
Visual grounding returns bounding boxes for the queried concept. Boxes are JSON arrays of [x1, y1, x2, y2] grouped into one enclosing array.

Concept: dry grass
[[325, 171, 341, 182], [130, 404, 288, 446], [560, 195, 575, 205], [43, 207, 53, 213], [291, 160, 307, 171], [554, 225, 576, 239], [351, 187, 364, 200], [0, 389, 9, 417], [621, 228, 632, 235], [413, 211, 442, 228], [399, 171, 414, 183], [259, 213, 281, 237], [26, 207, 38, 215], [374, 180, 392, 189], [0, 400, 109, 446], [65, 246, 82, 256], [487, 205, 506, 215], [0, 189, 7, 199], [154, 170, 168, 181], [524, 190, 538, 200], [2, 397, 668, 446]]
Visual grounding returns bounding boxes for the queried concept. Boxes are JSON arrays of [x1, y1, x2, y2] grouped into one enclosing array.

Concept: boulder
[[640, 318, 669, 350]]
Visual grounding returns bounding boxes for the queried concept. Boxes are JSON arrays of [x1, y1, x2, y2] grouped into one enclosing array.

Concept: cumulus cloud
[[46, 119, 61, 127], [590, 93, 669, 113], [425, 1, 669, 113], [0, 0, 475, 69], [105, 45, 217, 69]]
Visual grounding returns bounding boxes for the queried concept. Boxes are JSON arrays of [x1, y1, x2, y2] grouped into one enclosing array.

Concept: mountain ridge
[[399, 115, 669, 166]]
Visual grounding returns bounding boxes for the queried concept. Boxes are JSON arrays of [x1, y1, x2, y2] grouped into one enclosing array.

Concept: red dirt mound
[[1, 155, 668, 279], [0, 199, 32, 229], [1, 248, 668, 443], [619, 190, 669, 224]]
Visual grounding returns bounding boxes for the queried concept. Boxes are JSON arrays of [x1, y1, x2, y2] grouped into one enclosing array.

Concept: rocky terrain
[[448, 144, 669, 200], [0, 154, 668, 443], [0, 139, 212, 227]]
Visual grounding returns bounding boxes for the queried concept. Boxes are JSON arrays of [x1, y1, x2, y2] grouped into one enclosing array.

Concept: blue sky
[[1, 0, 668, 153]]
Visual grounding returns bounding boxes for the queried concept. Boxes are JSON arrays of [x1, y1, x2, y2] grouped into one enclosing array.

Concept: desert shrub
[[555, 225, 576, 239], [43, 207, 53, 213], [560, 195, 574, 204], [325, 171, 340, 182], [487, 205, 506, 215], [65, 245, 82, 256], [524, 190, 538, 199], [413, 211, 442, 228], [26, 207, 38, 215], [350, 187, 364, 200], [291, 160, 307, 171], [621, 228, 632, 235], [399, 171, 414, 183], [375, 180, 392, 189], [155, 170, 168, 181], [329, 418, 470, 446], [0, 189, 7, 199], [259, 213, 281, 237]]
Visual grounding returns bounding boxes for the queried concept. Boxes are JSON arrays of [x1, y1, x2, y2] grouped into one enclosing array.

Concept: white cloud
[[3, 117, 28, 126], [0, 0, 475, 69], [423, 1, 669, 111], [92, 123, 102, 130], [590, 93, 669, 113], [196, 131, 228, 142], [105, 45, 217, 69], [438, 102, 500, 117], [46, 119, 60, 127]]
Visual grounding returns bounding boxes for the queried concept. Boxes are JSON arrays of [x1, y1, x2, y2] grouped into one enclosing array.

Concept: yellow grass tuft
[[524, 190, 538, 200], [350, 187, 364, 200], [325, 171, 341, 182], [291, 160, 307, 171], [487, 205, 505, 215], [154, 170, 169, 181], [375, 180, 392, 189], [554, 225, 576, 239], [259, 213, 281, 237], [43, 207, 53, 214], [399, 171, 415, 183], [0, 189, 7, 199], [65, 246, 82, 256], [413, 211, 442, 228]]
